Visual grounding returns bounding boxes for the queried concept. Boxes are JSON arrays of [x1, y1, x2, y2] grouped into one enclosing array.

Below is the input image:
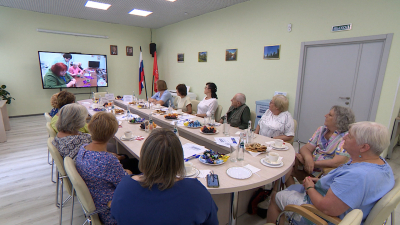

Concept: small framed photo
[[264, 45, 280, 60], [225, 49, 237, 61], [198, 51, 207, 62], [126, 46, 133, 56], [177, 53, 184, 63], [110, 45, 118, 55]]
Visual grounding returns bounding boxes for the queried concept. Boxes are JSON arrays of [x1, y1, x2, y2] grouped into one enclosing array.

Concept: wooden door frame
[[294, 34, 393, 142]]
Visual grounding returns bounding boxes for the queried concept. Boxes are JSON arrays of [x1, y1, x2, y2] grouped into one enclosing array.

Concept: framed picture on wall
[[110, 45, 118, 55], [198, 52, 207, 62], [126, 46, 133, 56], [225, 49, 237, 61], [264, 45, 280, 59], [177, 53, 184, 63]]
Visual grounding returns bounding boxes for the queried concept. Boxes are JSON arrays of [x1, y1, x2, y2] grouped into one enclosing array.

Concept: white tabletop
[[79, 99, 296, 195]]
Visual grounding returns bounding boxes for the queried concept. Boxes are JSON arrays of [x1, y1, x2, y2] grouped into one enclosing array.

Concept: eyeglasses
[[204, 86, 209, 89]]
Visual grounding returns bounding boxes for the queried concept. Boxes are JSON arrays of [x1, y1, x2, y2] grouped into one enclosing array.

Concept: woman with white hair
[[266, 121, 395, 225], [52, 103, 91, 159], [255, 94, 294, 141]]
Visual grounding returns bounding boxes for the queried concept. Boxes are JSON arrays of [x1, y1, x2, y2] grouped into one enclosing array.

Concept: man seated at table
[[219, 93, 250, 129]]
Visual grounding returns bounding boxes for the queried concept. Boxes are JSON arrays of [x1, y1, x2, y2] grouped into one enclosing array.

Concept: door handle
[[339, 97, 350, 100]]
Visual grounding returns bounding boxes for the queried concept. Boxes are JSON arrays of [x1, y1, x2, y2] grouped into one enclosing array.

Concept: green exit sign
[[332, 24, 352, 32]]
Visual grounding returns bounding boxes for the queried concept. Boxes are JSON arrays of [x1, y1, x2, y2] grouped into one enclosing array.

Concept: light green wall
[[153, 0, 400, 135], [0, 6, 153, 117]]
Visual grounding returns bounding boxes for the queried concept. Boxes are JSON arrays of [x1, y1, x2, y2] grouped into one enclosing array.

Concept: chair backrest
[[215, 105, 223, 122], [286, 119, 297, 145], [191, 100, 200, 114], [94, 92, 107, 99], [47, 137, 72, 195], [250, 110, 256, 129], [364, 178, 400, 225], [64, 157, 102, 225], [44, 112, 52, 123], [46, 122, 57, 138], [339, 209, 363, 225]]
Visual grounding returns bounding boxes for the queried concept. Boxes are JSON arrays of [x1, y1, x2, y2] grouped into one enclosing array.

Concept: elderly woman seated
[[75, 112, 132, 225], [266, 121, 394, 225], [285, 105, 355, 186], [52, 103, 91, 159], [50, 91, 89, 133], [111, 128, 218, 225], [255, 95, 294, 141]]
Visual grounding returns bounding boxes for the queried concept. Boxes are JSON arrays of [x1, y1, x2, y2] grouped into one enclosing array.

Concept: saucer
[[264, 159, 282, 165], [120, 135, 135, 141], [272, 144, 289, 150], [260, 158, 284, 168], [185, 168, 200, 177]]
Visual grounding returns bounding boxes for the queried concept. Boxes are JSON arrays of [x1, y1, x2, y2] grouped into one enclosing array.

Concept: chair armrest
[[301, 204, 342, 225], [284, 205, 328, 225]]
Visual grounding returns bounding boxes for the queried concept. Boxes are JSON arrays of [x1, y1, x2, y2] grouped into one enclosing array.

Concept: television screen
[[38, 51, 108, 89]]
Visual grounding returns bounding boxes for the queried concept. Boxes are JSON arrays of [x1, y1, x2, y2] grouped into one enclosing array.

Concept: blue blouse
[[151, 90, 174, 107]]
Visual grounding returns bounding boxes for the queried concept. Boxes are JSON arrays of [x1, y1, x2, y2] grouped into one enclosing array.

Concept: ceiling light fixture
[[129, 9, 153, 17], [166, 0, 177, 2], [85, 1, 111, 10]]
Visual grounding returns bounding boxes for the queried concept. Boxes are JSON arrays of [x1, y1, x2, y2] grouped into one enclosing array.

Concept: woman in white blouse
[[196, 82, 218, 118], [255, 95, 294, 142], [174, 84, 192, 114]]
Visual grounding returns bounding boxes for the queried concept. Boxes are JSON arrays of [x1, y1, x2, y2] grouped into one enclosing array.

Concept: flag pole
[[151, 75, 154, 96], [142, 46, 148, 100]]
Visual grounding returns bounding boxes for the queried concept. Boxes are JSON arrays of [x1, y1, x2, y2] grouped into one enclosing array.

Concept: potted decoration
[[0, 85, 15, 104]]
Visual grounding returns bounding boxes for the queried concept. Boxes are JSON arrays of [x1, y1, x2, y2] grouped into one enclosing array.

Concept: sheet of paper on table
[[182, 143, 207, 159], [214, 137, 239, 147], [170, 120, 185, 126], [116, 114, 139, 121]]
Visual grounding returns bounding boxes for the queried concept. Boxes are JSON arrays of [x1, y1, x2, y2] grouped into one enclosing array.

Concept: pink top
[[68, 66, 82, 75]]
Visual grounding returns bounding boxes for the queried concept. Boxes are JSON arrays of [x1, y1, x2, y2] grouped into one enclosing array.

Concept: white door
[[295, 35, 392, 143]]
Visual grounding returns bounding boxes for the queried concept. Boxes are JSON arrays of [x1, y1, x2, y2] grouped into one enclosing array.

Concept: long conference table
[[79, 99, 295, 225]]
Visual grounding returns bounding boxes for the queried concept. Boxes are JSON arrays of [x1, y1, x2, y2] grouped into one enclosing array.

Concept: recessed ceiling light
[[129, 9, 153, 17], [85, 1, 111, 10], [166, 0, 177, 2]]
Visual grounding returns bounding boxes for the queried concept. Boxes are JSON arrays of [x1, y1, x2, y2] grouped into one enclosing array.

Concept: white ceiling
[[0, 0, 249, 29]]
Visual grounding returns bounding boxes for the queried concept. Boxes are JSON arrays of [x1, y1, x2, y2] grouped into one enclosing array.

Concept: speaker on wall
[[150, 43, 156, 57]]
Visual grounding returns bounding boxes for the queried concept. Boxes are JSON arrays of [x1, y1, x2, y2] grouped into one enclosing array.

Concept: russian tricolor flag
[[138, 47, 145, 95]]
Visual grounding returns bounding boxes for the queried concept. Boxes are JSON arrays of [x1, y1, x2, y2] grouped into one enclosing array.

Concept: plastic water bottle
[[149, 113, 154, 132], [223, 114, 229, 136], [168, 100, 173, 114], [133, 91, 136, 101], [237, 132, 245, 161], [173, 121, 179, 136], [247, 121, 252, 144], [126, 105, 131, 121]]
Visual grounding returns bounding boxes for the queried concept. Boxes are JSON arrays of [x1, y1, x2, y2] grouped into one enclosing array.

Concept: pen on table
[[231, 138, 237, 144]]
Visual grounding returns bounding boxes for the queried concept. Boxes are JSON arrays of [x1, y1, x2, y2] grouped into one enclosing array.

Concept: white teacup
[[156, 103, 161, 108], [268, 152, 280, 162], [274, 139, 284, 147], [184, 162, 193, 174], [124, 131, 133, 139]]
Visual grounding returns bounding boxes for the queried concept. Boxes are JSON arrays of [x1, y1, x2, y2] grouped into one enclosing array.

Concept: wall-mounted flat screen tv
[[38, 51, 108, 89]]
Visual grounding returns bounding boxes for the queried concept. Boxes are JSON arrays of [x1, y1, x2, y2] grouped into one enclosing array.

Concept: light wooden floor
[[1, 115, 399, 225]]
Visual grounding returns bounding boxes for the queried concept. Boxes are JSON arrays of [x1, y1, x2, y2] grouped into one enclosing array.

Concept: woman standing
[[196, 82, 218, 118]]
